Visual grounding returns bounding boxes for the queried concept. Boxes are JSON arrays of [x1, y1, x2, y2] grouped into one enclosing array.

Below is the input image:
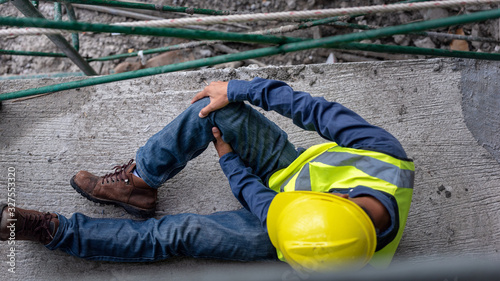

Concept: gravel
[[0, 0, 499, 76]]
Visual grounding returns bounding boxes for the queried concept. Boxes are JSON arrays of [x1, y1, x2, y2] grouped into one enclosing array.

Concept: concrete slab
[[0, 58, 499, 280]]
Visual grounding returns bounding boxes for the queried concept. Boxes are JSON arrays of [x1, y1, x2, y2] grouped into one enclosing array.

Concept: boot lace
[[20, 211, 55, 244], [102, 159, 134, 184]]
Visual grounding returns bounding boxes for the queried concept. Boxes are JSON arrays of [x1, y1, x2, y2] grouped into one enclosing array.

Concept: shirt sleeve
[[219, 152, 276, 230], [347, 186, 399, 251], [227, 77, 408, 159]]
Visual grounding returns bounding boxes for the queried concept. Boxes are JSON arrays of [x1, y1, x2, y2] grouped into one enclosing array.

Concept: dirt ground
[[0, 0, 499, 76]]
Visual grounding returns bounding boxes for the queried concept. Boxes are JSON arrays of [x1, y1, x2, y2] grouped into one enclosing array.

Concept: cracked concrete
[[0, 58, 499, 280]]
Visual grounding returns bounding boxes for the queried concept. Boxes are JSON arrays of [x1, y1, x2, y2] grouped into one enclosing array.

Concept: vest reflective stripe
[[294, 163, 311, 191], [280, 150, 414, 193], [268, 142, 414, 268]]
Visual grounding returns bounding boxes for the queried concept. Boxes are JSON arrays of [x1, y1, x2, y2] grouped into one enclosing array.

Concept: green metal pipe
[[4, 6, 500, 48], [10, 0, 97, 75], [89, 33, 500, 64], [89, 16, 348, 62], [339, 42, 500, 60], [64, 3, 80, 51], [87, 43, 201, 62], [41, 0, 230, 15], [0, 49, 67, 57], [54, 2, 62, 20], [0, 46, 281, 101], [279, 9, 500, 53], [331, 22, 500, 44], [3, 8, 500, 101], [125, 0, 423, 60], [0, 16, 299, 45], [1, 15, 338, 63], [87, 15, 370, 63]]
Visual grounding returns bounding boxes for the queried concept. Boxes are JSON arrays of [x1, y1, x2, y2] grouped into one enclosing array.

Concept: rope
[[1, 0, 499, 36], [114, 0, 500, 28], [4, 8, 500, 101]]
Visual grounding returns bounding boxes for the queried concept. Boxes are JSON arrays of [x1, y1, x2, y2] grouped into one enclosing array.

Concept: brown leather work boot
[[0, 205, 59, 245], [70, 159, 157, 218]]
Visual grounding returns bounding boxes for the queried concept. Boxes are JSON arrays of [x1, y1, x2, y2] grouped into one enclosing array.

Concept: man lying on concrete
[[0, 78, 414, 272]]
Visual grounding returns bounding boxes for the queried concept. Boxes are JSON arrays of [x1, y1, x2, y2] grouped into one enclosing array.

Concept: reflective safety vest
[[268, 142, 415, 268]]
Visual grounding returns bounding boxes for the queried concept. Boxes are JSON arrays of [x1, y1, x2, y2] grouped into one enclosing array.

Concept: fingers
[[212, 127, 222, 140], [191, 88, 207, 104], [212, 127, 233, 158], [191, 81, 230, 118], [192, 88, 214, 118], [191, 81, 220, 104]]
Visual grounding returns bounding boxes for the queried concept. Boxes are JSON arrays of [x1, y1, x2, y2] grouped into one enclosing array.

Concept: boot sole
[[70, 176, 155, 219]]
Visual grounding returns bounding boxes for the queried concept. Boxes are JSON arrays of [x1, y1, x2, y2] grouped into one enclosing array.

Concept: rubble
[[1, 1, 499, 75]]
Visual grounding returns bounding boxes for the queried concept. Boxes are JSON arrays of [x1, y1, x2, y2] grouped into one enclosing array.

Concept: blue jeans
[[47, 98, 300, 262]]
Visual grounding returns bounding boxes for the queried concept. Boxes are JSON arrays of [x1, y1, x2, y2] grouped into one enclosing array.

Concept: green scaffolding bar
[[340, 42, 500, 60], [87, 43, 198, 62], [11, 0, 97, 75], [54, 2, 62, 20], [64, 3, 80, 51], [331, 21, 500, 44], [86, 0, 427, 63], [0, 49, 67, 57], [2, 8, 500, 101], [0, 16, 299, 45], [89, 16, 348, 62], [41, 0, 230, 15], [3, 6, 500, 48]]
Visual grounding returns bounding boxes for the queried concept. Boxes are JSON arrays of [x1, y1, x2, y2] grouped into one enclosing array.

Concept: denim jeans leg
[[135, 98, 300, 188], [135, 98, 216, 188], [210, 101, 300, 183], [46, 209, 278, 262]]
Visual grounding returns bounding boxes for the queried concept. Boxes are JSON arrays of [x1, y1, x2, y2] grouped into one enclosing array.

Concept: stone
[[420, 8, 450, 21], [393, 35, 411, 46], [413, 37, 437, 49]]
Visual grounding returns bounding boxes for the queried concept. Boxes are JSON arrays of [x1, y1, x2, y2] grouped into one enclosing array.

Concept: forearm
[[227, 77, 408, 159], [219, 152, 275, 230]]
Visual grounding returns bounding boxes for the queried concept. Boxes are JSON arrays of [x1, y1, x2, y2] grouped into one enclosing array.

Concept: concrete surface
[[0, 58, 499, 280]]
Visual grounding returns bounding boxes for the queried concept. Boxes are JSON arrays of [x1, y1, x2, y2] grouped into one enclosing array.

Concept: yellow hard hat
[[267, 191, 376, 272]]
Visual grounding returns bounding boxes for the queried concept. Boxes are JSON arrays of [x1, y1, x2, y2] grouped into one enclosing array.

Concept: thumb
[[212, 127, 222, 140], [199, 103, 213, 118]]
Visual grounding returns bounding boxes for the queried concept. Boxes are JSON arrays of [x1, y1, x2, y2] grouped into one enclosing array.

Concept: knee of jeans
[[189, 97, 240, 126], [211, 102, 246, 127], [189, 97, 211, 113]]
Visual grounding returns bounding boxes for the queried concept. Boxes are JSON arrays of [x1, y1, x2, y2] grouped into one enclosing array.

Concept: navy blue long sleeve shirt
[[218, 78, 408, 247]]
